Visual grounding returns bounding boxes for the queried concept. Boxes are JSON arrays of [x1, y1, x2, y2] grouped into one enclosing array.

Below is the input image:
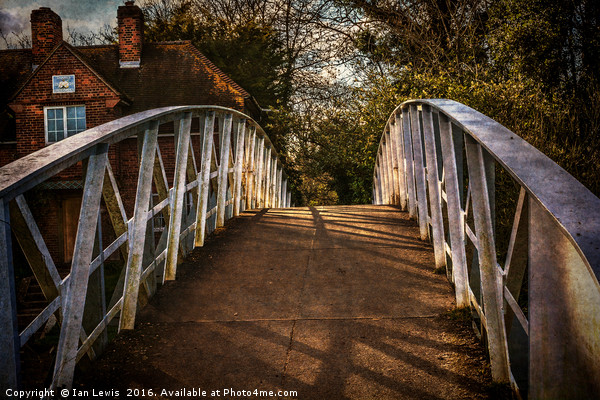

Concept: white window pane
[[67, 118, 76, 134], [47, 107, 85, 143], [77, 117, 86, 132], [56, 123, 65, 141]]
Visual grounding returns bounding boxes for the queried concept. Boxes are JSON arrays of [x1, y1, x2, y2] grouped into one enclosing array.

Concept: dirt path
[[76, 205, 498, 399]]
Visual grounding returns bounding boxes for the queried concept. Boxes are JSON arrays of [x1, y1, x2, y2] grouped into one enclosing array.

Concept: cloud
[[0, 10, 27, 35], [1, 0, 122, 36]]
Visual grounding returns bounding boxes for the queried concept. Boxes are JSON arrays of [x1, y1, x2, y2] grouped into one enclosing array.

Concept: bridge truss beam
[[0, 106, 290, 391], [374, 99, 600, 398]]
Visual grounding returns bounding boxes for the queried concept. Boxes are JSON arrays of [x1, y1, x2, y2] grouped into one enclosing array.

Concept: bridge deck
[[77, 205, 494, 399]]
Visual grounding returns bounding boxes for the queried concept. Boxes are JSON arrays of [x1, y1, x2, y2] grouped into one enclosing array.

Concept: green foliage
[[143, 0, 289, 108], [137, 0, 600, 205]]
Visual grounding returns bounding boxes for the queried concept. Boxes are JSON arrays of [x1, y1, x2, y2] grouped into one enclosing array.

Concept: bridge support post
[[282, 177, 288, 208], [438, 114, 469, 307], [401, 108, 417, 218], [381, 137, 390, 204], [276, 163, 282, 208], [233, 120, 246, 216], [120, 122, 158, 331], [422, 106, 446, 269], [464, 136, 510, 383], [0, 199, 19, 391], [245, 127, 256, 210], [255, 138, 265, 208], [409, 105, 429, 241], [52, 143, 109, 390], [393, 113, 407, 210], [270, 154, 276, 207], [388, 123, 400, 206], [164, 113, 192, 281], [216, 114, 233, 227], [384, 130, 397, 204], [195, 111, 215, 247], [264, 148, 272, 207]]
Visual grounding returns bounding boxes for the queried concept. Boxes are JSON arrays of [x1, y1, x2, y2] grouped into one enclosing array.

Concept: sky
[[0, 0, 123, 48]]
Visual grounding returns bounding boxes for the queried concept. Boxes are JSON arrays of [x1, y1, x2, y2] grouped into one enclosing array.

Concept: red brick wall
[[31, 7, 62, 66], [9, 45, 123, 262], [11, 45, 121, 158]]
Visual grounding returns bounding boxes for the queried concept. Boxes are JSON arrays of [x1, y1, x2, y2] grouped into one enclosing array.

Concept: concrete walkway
[[77, 205, 494, 399]]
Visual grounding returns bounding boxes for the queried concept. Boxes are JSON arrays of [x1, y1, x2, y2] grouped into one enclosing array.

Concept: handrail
[[373, 99, 600, 398], [0, 106, 290, 391]]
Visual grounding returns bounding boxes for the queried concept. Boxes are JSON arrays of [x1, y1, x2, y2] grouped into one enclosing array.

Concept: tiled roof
[[77, 40, 252, 113], [0, 40, 253, 114], [0, 49, 33, 109]]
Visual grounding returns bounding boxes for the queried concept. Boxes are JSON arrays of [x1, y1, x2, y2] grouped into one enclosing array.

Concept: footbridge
[[0, 101, 598, 399]]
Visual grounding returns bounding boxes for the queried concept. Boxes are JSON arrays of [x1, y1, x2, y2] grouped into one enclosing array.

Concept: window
[[44, 105, 86, 143]]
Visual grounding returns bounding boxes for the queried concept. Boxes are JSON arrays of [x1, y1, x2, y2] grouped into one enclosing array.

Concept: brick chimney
[[31, 7, 63, 67], [117, 1, 144, 68]]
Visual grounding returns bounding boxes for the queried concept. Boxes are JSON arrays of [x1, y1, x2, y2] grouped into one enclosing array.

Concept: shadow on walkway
[[76, 205, 496, 399]]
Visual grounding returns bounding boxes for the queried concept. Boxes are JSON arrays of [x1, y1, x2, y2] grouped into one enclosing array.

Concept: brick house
[[0, 2, 260, 263]]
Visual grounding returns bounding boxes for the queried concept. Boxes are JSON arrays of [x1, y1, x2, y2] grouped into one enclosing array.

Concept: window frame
[[43, 105, 86, 144]]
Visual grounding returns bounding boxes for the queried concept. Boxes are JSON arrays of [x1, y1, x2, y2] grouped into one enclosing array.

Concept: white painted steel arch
[[373, 99, 600, 398], [0, 106, 290, 391]]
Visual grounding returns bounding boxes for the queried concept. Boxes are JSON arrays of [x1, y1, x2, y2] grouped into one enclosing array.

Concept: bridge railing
[[373, 99, 600, 398], [0, 106, 290, 391]]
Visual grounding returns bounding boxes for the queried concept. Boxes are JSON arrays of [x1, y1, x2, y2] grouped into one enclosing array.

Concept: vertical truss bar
[[119, 122, 158, 331], [409, 105, 429, 240], [274, 166, 279, 209], [276, 164, 283, 208], [246, 127, 257, 210], [264, 148, 272, 208], [393, 113, 407, 210], [438, 114, 468, 307], [282, 176, 288, 208], [387, 129, 399, 205], [275, 161, 280, 208], [389, 123, 400, 205], [52, 143, 108, 390], [373, 170, 380, 205], [255, 138, 265, 208], [195, 111, 215, 247], [422, 106, 445, 268], [381, 140, 390, 204], [0, 198, 19, 391], [216, 114, 233, 227], [379, 147, 387, 204], [401, 108, 417, 218], [233, 120, 246, 216], [464, 136, 510, 383], [164, 113, 192, 281]]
